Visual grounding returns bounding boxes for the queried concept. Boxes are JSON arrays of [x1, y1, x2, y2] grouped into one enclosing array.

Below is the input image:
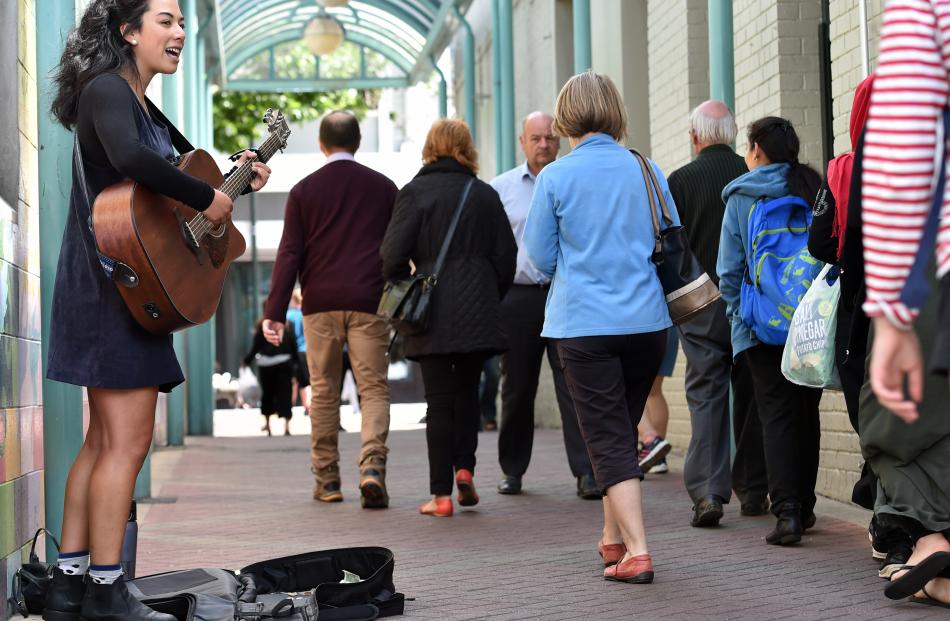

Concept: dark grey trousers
[[678, 300, 745, 503]]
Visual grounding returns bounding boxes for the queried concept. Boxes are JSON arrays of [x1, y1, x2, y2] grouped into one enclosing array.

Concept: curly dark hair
[[51, 0, 151, 129], [747, 116, 822, 204]]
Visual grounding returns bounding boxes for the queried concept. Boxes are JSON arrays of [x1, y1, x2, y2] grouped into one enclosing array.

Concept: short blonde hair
[[422, 119, 479, 174], [552, 71, 627, 141]]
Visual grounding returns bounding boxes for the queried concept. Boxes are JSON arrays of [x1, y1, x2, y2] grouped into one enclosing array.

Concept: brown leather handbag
[[630, 149, 721, 325]]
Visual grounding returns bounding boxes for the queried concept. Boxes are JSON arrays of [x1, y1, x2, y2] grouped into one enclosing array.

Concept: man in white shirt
[[491, 111, 598, 499]]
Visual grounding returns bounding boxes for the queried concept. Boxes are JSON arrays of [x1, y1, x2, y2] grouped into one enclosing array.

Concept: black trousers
[[730, 352, 769, 505], [418, 353, 484, 496], [745, 344, 823, 516], [498, 286, 593, 478], [556, 331, 666, 492]]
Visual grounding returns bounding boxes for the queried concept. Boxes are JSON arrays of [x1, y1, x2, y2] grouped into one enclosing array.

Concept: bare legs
[[59, 386, 158, 565], [637, 377, 669, 442], [602, 479, 649, 558]]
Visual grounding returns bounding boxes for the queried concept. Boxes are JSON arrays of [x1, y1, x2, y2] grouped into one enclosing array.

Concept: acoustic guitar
[[93, 109, 291, 335]]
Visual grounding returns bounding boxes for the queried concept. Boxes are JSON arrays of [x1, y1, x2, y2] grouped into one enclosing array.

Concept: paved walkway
[[138, 424, 944, 620]]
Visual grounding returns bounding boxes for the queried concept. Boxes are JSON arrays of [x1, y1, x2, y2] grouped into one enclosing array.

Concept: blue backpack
[[740, 195, 823, 346]]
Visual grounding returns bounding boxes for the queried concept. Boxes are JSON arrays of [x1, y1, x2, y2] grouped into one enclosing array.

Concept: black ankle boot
[[80, 576, 176, 621], [43, 567, 85, 621], [766, 503, 803, 546]]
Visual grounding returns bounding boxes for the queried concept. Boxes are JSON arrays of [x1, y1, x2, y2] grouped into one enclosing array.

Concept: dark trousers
[[835, 302, 870, 432], [678, 300, 735, 503], [479, 356, 500, 422], [556, 331, 666, 492], [497, 286, 593, 478], [419, 354, 484, 496], [745, 344, 822, 516], [731, 352, 769, 505]]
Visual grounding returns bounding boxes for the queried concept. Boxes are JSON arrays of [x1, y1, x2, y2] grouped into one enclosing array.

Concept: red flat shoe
[[604, 554, 654, 584], [419, 497, 453, 517], [598, 540, 627, 567], [455, 469, 479, 507]]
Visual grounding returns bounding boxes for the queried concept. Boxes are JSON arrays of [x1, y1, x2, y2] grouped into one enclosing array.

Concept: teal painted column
[[572, 0, 591, 73], [708, 0, 735, 111], [491, 0, 503, 171], [183, 0, 214, 436], [37, 0, 83, 560], [454, 5, 477, 141], [497, 0, 515, 171], [431, 57, 448, 118], [162, 72, 186, 447]]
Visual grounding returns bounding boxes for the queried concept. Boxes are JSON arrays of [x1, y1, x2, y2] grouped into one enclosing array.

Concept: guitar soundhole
[[209, 224, 227, 238]]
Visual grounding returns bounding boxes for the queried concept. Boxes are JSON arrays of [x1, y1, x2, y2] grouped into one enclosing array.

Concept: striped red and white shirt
[[863, 0, 950, 327]]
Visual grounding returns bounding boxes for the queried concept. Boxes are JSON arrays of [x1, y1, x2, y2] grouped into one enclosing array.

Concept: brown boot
[[359, 455, 389, 509], [313, 464, 343, 502]]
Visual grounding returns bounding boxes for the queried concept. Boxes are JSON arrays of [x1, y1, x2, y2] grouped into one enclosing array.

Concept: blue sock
[[88, 564, 123, 585], [57, 550, 89, 576]]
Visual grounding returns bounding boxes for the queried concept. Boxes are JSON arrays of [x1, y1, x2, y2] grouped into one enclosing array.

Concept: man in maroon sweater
[[263, 111, 398, 508]]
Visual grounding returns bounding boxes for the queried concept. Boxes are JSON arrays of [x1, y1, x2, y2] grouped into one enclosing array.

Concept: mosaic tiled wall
[[1, 0, 45, 616]]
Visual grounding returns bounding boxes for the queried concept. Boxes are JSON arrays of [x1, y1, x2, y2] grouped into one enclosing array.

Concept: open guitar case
[[127, 547, 405, 621]]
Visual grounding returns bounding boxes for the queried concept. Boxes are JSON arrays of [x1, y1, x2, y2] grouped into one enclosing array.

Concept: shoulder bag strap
[[631, 149, 676, 227], [630, 149, 664, 256], [145, 96, 195, 154], [431, 177, 475, 282]]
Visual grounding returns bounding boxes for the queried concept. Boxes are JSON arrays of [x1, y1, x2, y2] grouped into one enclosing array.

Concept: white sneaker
[[648, 459, 669, 474]]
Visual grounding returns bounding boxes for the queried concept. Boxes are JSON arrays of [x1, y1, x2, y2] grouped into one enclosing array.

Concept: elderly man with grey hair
[[667, 100, 768, 528]]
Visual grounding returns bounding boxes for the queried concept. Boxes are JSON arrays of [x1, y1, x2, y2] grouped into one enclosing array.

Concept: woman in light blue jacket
[[523, 71, 678, 586], [717, 116, 823, 546]]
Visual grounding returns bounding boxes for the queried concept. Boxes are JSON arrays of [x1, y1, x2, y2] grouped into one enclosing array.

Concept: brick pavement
[[138, 429, 945, 620]]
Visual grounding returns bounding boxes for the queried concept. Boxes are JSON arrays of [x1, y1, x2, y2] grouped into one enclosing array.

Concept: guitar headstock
[[264, 108, 291, 152]]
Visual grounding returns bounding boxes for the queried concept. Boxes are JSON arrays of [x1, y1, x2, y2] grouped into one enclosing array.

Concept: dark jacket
[[381, 157, 517, 360], [667, 144, 748, 285]]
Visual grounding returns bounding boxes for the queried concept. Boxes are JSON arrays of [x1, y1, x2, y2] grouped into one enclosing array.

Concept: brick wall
[[1, 0, 44, 615], [647, 0, 710, 172]]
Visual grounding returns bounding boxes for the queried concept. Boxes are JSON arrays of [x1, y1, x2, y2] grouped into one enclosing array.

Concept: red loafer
[[419, 497, 453, 517], [455, 469, 479, 507], [604, 553, 654, 584], [598, 540, 627, 567]]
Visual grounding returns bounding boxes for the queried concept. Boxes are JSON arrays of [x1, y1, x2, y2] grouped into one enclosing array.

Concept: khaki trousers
[[303, 311, 391, 472]]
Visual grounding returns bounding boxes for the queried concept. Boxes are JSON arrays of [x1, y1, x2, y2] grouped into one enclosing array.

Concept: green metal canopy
[[213, 0, 467, 92]]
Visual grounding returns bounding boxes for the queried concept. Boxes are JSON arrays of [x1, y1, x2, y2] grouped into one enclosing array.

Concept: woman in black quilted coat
[[381, 119, 517, 517]]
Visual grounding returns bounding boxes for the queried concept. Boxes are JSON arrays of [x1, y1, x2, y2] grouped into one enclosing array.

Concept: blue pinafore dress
[[46, 100, 186, 393]]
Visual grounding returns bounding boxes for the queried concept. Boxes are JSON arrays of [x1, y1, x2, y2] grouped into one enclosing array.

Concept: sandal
[[884, 551, 950, 600], [910, 584, 950, 609]]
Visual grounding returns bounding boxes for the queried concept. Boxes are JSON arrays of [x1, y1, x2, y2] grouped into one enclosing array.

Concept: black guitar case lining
[[127, 547, 403, 621]]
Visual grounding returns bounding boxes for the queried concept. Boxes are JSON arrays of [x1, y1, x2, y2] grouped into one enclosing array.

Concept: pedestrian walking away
[[718, 116, 823, 546], [381, 118, 516, 518], [665, 100, 768, 528], [492, 111, 599, 501], [524, 71, 680, 585], [262, 110, 397, 509]]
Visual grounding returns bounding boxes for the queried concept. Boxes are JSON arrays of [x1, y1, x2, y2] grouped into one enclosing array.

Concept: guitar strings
[[186, 132, 283, 242]]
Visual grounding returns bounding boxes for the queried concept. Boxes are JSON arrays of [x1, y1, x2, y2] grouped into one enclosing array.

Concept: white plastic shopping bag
[[238, 365, 262, 406], [781, 264, 841, 389]]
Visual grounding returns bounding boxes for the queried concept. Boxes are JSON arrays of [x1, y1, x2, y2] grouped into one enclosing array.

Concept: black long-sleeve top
[[76, 72, 215, 210], [243, 321, 297, 367], [808, 179, 840, 265]]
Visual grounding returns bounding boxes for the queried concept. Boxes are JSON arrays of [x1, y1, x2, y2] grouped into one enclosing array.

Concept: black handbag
[[377, 178, 475, 335], [630, 149, 721, 325], [7, 528, 60, 617]]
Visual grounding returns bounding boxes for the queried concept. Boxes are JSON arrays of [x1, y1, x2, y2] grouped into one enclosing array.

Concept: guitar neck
[[219, 132, 283, 201]]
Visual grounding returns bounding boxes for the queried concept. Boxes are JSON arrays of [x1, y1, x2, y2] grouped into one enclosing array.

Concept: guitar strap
[[144, 96, 195, 155], [74, 134, 119, 281]]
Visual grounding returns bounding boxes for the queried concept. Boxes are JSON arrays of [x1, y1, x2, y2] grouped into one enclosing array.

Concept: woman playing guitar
[[44, 1, 270, 619]]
